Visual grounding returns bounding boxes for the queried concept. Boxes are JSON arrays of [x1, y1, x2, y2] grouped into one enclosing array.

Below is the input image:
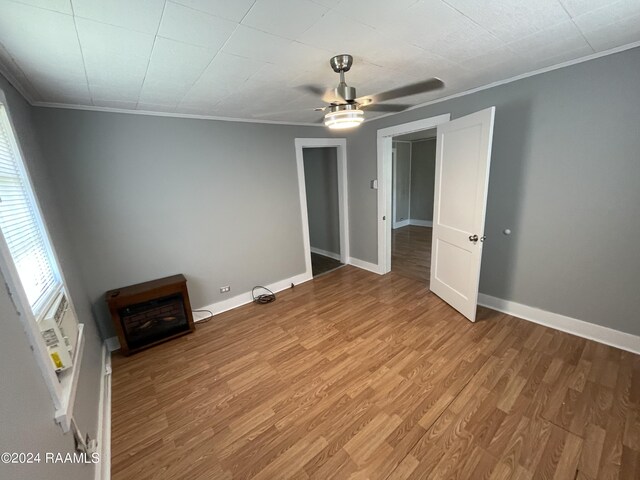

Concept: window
[[0, 104, 60, 314], [0, 99, 84, 432]]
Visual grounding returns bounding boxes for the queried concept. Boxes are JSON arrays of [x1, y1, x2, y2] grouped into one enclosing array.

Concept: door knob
[[469, 234, 478, 243]]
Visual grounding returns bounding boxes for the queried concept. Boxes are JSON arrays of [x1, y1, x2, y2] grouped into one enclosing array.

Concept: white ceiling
[[0, 0, 639, 124]]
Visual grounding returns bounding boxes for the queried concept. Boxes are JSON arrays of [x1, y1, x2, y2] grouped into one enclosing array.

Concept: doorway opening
[[295, 138, 349, 279], [377, 109, 496, 322], [391, 129, 436, 285], [304, 147, 343, 276], [376, 114, 450, 276]]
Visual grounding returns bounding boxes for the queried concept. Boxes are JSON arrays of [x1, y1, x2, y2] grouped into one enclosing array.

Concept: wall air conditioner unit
[[38, 289, 78, 373]]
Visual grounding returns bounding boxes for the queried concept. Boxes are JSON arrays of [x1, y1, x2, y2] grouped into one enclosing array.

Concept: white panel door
[[430, 107, 495, 321]]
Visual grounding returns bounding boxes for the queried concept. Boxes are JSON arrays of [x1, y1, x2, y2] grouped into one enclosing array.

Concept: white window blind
[[0, 105, 59, 312]]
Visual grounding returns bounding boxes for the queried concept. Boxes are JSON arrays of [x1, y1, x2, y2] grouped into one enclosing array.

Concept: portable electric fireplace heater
[[106, 274, 195, 355]]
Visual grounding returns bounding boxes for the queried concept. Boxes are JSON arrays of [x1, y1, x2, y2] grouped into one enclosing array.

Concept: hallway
[[391, 225, 432, 285]]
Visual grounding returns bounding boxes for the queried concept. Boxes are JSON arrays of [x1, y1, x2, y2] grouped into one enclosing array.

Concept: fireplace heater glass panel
[[118, 294, 189, 350]]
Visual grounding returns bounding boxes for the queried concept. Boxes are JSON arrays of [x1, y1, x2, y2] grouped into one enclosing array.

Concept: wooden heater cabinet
[[106, 274, 195, 355]]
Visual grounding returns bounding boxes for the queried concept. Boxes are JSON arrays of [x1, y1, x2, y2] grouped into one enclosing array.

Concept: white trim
[[0, 93, 86, 424], [392, 219, 433, 229], [193, 271, 313, 322], [410, 219, 432, 227], [391, 147, 397, 226], [391, 140, 413, 230], [0, 41, 636, 127], [95, 342, 112, 480], [0, 45, 37, 105], [310, 247, 341, 261], [348, 257, 383, 275], [364, 41, 640, 125], [478, 294, 640, 355], [32, 101, 322, 127], [377, 114, 450, 274], [377, 115, 448, 140], [54, 323, 85, 432], [0, 244, 63, 408], [393, 219, 410, 229], [105, 336, 120, 352], [294, 138, 350, 279], [408, 141, 412, 221]]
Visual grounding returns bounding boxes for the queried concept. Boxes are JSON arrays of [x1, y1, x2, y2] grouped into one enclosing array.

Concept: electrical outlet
[[220, 286, 230, 293]]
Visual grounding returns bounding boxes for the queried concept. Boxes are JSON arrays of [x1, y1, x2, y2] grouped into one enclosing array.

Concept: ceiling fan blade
[[322, 89, 345, 104], [297, 84, 325, 96], [360, 103, 410, 112], [297, 84, 344, 104], [357, 77, 444, 104]]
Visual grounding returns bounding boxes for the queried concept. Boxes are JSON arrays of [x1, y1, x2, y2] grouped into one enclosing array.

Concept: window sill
[[54, 323, 85, 432]]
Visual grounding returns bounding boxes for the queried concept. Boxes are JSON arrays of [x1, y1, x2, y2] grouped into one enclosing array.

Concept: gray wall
[[33, 108, 329, 338], [345, 46, 640, 336], [409, 139, 436, 222], [303, 147, 340, 256], [0, 75, 102, 479], [392, 141, 411, 224]]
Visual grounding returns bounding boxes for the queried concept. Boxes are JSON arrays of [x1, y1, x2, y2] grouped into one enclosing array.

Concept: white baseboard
[[194, 271, 313, 322], [393, 219, 432, 228], [310, 247, 341, 261], [95, 341, 112, 480], [410, 219, 433, 227], [478, 294, 640, 355], [392, 219, 410, 229], [348, 257, 383, 275], [105, 336, 120, 352]]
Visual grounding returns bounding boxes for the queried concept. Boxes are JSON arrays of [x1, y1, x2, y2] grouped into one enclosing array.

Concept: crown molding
[[2, 40, 639, 127], [0, 44, 38, 105], [362, 40, 640, 126], [30, 101, 324, 127]]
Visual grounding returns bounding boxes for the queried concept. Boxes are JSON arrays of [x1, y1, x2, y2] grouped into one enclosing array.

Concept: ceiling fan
[[302, 54, 444, 129]]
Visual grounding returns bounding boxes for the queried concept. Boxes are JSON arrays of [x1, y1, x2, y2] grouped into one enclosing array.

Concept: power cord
[[192, 308, 214, 324], [193, 286, 275, 325], [252, 286, 276, 304]]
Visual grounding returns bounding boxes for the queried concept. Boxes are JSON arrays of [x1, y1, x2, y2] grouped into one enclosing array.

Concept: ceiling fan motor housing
[[328, 103, 361, 113], [330, 54, 353, 73], [335, 83, 356, 102]]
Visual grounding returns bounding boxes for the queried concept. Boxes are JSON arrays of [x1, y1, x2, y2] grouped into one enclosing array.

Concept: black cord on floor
[[252, 286, 276, 304], [192, 308, 214, 324]]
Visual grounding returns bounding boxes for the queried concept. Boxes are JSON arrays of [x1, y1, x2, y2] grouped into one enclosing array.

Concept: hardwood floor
[[392, 225, 432, 284], [311, 252, 343, 277], [111, 266, 640, 480]]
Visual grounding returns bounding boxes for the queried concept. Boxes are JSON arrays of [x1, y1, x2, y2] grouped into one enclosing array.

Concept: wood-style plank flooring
[[392, 225, 432, 284], [311, 252, 343, 277], [111, 266, 640, 480]]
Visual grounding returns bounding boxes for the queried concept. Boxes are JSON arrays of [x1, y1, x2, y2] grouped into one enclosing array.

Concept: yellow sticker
[[51, 352, 63, 369]]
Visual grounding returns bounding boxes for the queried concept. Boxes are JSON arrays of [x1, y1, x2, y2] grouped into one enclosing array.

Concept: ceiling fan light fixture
[[324, 109, 364, 129]]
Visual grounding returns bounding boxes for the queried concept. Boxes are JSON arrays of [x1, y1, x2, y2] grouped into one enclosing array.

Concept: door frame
[[391, 141, 412, 230], [295, 138, 350, 278], [391, 146, 397, 226], [377, 114, 451, 274]]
